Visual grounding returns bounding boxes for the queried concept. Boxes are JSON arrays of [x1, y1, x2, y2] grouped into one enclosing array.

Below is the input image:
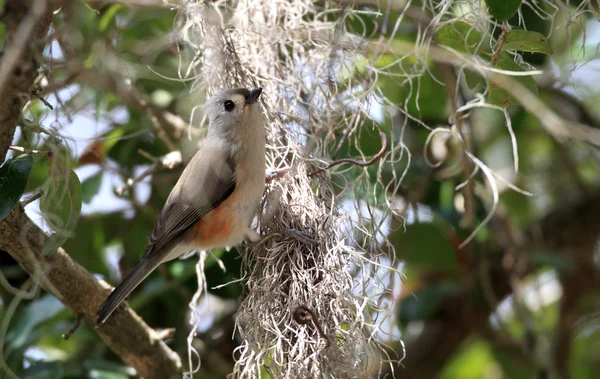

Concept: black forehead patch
[[227, 88, 250, 98]]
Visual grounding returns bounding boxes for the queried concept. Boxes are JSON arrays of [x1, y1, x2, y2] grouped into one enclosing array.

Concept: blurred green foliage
[[1, 1, 600, 378]]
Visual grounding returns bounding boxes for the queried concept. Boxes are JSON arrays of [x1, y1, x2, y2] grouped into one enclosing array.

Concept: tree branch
[[0, 1, 183, 377], [0, 208, 183, 378]]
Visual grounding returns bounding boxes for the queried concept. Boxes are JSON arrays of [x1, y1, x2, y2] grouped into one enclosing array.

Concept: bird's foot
[[246, 228, 318, 246], [266, 167, 291, 183], [244, 229, 263, 243]]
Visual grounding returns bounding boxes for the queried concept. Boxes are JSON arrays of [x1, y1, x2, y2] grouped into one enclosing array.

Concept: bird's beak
[[245, 87, 262, 105]]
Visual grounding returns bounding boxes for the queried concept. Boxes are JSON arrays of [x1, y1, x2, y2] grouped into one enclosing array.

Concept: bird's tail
[[96, 256, 161, 327]]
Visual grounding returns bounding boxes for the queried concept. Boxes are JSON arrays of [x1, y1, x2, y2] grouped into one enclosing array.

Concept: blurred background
[[1, 0, 600, 378]]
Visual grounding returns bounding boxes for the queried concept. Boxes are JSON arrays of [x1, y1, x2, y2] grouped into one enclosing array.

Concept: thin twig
[[293, 306, 330, 349], [115, 166, 158, 196], [20, 189, 43, 207], [155, 328, 177, 341], [62, 315, 82, 340], [138, 149, 160, 163], [30, 83, 53, 109], [114, 151, 182, 196], [9, 145, 53, 157], [309, 132, 388, 177], [492, 22, 510, 63], [32, 94, 54, 109]]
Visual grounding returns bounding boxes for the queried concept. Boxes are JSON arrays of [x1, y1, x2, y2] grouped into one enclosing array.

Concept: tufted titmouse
[[96, 87, 266, 327]]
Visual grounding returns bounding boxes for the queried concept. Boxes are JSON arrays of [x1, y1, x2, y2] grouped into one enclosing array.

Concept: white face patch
[[205, 89, 260, 136], [229, 94, 245, 109]]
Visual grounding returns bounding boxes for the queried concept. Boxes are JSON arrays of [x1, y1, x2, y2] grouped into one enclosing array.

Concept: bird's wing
[[97, 148, 236, 327], [142, 147, 236, 260]]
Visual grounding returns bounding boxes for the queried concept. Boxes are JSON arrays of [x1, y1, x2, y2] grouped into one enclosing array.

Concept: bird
[[96, 87, 266, 327]]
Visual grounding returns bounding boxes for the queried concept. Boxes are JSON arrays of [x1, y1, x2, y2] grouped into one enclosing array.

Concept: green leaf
[[381, 63, 449, 121], [22, 361, 64, 379], [107, 119, 168, 167], [570, 318, 600, 378], [81, 171, 104, 204], [24, 156, 51, 193], [396, 222, 460, 272], [62, 212, 126, 278], [486, 0, 522, 21], [440, 339, 497, 379], [463, 70, 484, 91], [488, 53, 538, 107], [6, 295, 65, 352], [87, 369, 129, 379], [0, 154, 33, 221], [398, 281, 458, 325], [40, 163, 82, 255], [491, 346, 535, 379], [502, 30, 553, 54], [435, 21, 484, 54]]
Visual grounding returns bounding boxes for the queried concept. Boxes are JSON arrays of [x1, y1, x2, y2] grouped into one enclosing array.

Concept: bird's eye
[[224, 100, 235, 112]]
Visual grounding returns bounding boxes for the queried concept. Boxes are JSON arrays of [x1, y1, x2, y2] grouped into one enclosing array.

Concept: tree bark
[[0, 208, 183, 378], [0, 1, 183, 377]]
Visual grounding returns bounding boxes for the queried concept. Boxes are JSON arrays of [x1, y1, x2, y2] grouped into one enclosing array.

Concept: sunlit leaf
[[502, 30, 553, 54], [550, 8, 585, 57], [81, 170, 104, 204], [570, 317, 600, 378], [440, 339, 497, 379], [0, 154, 33, 221], [40, 159, 82, 255], [24, 156, 51, 193]]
